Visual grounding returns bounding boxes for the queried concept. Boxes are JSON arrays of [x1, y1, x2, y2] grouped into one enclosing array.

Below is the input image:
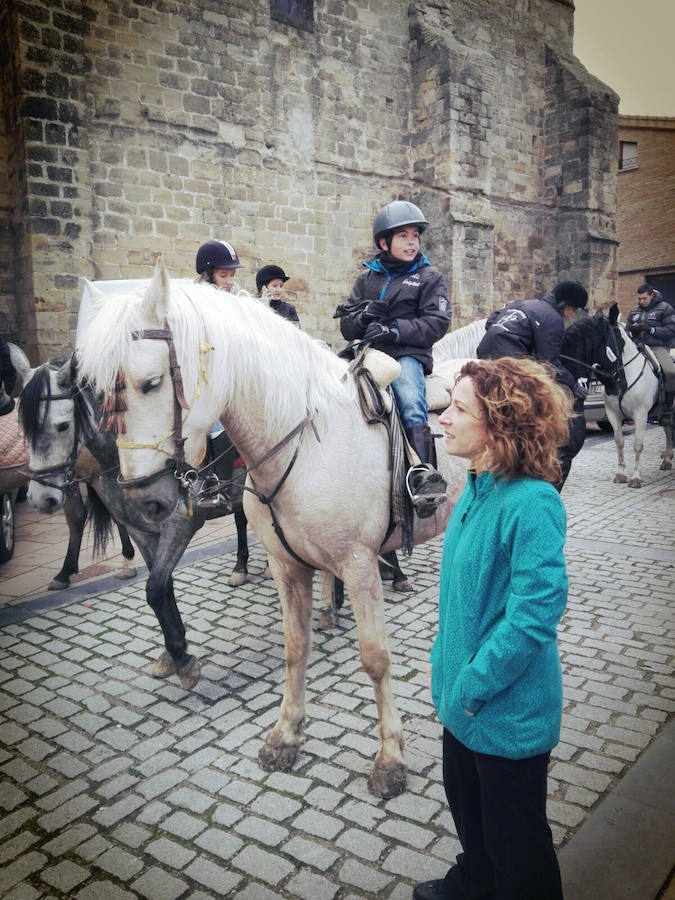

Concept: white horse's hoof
[[614, 474, 627, 484], [627, 478, 642, 488], [228, 570, 248, 587], [117, 566, 137, 580], [660, 461, 672, 470], [368, 761, 407, 798]]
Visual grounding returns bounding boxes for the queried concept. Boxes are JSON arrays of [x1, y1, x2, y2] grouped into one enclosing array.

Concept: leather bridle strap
[[131, 321, 189, 474]]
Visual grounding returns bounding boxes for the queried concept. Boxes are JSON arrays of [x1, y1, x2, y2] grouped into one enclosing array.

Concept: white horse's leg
[[605, 400, 627, 483], [628, 412, 648, 487], [258, 559, 314, 773], [342, 558, 406, 798], [660, 423, 674, 470]]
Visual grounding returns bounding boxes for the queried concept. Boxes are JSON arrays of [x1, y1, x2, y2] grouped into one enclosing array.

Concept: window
[[619, 141, 638, 170], [270, 0, 313, 32]]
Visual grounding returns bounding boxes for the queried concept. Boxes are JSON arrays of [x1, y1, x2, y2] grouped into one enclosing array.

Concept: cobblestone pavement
[[0, 425, 673, 899]]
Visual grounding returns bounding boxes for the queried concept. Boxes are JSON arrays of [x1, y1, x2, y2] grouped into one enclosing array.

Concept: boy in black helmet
[[339, 200, 451, 518], [256, 264, 301, 327], [195, 239, 248, 295]]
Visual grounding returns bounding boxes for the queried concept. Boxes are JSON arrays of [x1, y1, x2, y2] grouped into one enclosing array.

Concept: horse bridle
[[24, 363, 95, 492], [115, 321, 190, 489], [117, 320, 317, 566]]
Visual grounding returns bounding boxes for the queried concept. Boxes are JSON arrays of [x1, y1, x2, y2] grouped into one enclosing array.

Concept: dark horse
[[17, 354, 251, 687]]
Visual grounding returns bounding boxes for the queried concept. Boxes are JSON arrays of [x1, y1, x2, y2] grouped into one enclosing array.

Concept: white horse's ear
[[608, 302, 620, 326], [142, 257, 170, 324], [8, 343, 33, 394], [55, 357, 73, 390], [82, 278, 106, 309]]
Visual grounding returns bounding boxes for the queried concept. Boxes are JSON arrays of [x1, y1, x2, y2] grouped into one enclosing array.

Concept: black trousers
[[557, 396, 586, 491], [442, 728, 563, 900]]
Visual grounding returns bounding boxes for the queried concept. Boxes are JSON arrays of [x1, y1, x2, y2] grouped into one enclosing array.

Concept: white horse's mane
[[433, 318, 486, 363], [78, 280, 352, 431]]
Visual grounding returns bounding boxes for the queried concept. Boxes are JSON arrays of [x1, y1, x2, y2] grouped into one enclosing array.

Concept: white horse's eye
[[56, 421, 70, 432], [141, 375, 163, 394]]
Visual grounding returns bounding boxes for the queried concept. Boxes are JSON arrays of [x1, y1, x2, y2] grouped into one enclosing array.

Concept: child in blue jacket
[[415, 357, 572, 900]]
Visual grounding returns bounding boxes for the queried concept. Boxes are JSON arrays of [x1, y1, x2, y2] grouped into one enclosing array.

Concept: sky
[[572, 0, 675, 117]]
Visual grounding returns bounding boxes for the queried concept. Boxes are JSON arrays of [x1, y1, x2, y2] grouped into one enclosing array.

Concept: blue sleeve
[[459, 488, 568, 713]]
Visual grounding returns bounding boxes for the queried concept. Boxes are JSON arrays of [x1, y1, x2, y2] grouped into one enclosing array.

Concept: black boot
[[406, 425, 447, 519], [197, 430, 235, 509], [660, 390, 675, 426]]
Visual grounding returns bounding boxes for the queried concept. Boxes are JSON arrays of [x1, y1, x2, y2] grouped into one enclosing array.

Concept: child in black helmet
[[339, 200, 451, 518], [195, 239, 248, 296], [256, 265, 301, 327], [194, 239, 249, 506]]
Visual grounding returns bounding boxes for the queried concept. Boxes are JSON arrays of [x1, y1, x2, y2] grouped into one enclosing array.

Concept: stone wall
[[1, 0, 619, 362]]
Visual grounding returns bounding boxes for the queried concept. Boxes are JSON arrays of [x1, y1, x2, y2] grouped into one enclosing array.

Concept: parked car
[[583, 377, 613, 431]]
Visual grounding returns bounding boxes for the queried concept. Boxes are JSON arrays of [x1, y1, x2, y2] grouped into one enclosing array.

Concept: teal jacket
[[430, 471, 568, 758]]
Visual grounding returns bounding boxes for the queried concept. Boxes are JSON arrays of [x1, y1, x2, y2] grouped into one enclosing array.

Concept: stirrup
[[194, 474, 232, 511], [406, 464, 447, 519]]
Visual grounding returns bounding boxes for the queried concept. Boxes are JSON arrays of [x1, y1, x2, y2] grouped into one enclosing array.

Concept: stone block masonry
[[0, 0, 618, 361]]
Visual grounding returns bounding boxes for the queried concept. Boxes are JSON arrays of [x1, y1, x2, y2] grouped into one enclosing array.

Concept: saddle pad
[[426, 358, 470, 411], [0, 407, 29, 469]]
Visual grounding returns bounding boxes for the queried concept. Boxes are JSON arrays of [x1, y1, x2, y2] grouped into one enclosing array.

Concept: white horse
[[78, 261, 468, 797], [603, 306, 672, 487], [433, 317, 486, 363]]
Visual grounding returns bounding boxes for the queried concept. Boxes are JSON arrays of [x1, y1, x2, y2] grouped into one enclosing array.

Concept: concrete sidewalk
[[0, 424, 673, 899]]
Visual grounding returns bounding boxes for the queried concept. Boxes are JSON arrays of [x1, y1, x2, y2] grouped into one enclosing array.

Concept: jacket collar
[[364, 252, 429, 276]]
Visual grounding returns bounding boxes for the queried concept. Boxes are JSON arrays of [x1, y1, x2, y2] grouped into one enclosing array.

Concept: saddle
[[351, 350, 466, 554], [0, 407, 29, 493]]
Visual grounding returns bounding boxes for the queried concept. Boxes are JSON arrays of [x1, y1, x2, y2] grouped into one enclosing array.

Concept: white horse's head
[[79, 258, 352, 523], [18, 357, 80, 514], [77, 261, 240, 522]]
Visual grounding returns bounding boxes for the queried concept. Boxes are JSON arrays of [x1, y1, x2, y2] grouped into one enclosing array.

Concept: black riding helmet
[[553, 280, 588, 310], [195, 240, 244, 275], [372, 200, 428, 249], [256, 264, 290, 291]]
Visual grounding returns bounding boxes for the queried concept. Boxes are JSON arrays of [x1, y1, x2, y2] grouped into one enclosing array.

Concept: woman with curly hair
[[414, 358, 571, 900]]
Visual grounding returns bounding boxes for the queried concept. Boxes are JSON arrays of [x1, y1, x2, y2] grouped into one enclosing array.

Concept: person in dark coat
[[339, 200, 451, 517], [0, 336, 17, 416], [476, 280, 589, 490], [626, 284, 675, 424], [256, 264, 301, 327]]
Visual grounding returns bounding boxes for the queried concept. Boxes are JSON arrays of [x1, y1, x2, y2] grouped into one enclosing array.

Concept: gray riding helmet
[[372, 201, 428, 248]]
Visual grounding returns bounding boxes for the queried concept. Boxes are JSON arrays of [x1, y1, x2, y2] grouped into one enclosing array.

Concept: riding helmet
[[256, 264, 290, 291], [372, 200, 428, 248], [195, 240, 244, 274], [553, 280, 588, 309]]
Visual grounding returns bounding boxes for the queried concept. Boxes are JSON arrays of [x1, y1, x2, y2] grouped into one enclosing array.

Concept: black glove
[[363, 322, 398, 345], [631, 321, 649, 335], [573, 377, 588, 401]]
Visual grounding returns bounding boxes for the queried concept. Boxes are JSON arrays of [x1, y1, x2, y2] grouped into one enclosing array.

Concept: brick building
[[1, 0, 619, 362], [616, 115, 675, 314]]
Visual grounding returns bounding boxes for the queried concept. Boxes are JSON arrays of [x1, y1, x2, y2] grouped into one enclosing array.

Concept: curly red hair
[[457, 357, 573, 483]]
